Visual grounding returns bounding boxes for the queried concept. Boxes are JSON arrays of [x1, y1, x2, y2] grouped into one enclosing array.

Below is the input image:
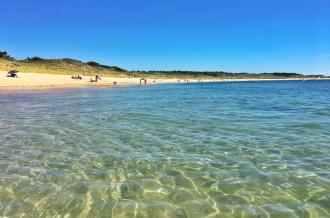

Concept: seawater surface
[[0, 81, 329, 218]]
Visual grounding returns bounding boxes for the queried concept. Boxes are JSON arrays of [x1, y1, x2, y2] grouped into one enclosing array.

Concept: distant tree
[[0, 51, 15, 60], [62, 58, 82, 63], [86, 61, 100, 67], [0, 51, 8, 58], [26, 56, 43, 62], [271, 72, 301, 77], [110, 66, 126, 72], [86, 61, 127, 72]]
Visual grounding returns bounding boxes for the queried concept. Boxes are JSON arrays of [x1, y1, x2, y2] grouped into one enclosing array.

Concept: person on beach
[[72, 75, 83, 80], [90, 76, 98, 82], [144, 78, 147, 85]]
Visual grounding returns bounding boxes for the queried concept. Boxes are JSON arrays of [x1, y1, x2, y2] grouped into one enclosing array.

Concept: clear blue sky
[[1, 0, 329, 74]]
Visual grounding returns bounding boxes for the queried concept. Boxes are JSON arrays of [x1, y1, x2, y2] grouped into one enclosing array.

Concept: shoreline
[[0, 71, 329, 90], [0, 71, 178, 90]]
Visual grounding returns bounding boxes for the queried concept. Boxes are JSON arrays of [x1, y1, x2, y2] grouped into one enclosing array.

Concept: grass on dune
[[0, 53, 327, 79], [0, 58, 131, 78]]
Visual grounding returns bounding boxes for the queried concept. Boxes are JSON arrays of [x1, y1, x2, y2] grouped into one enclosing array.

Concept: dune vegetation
[[0, 51, 327, 79]]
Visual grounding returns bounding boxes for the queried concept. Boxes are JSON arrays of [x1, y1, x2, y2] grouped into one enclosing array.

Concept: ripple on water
[[0, 81, 329, 217]]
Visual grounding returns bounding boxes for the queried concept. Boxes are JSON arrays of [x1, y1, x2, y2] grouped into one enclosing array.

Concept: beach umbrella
[[7, 70, 19, 77], [7, 70, 19, 74]]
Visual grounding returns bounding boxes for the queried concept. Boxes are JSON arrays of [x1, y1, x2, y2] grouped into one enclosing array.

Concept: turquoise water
[[0, 81, 329, 217]]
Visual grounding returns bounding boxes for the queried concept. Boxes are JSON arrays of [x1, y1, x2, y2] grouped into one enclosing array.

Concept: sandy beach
[[0, 71, 183, 89], [1, 71, 328, 90]]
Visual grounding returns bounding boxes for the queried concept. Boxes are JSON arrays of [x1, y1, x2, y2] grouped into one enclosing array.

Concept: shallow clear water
[[0, 81, 329, 217]]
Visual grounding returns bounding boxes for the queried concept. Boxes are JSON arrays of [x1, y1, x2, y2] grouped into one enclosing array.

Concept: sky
[[1, 0, 329, 74]]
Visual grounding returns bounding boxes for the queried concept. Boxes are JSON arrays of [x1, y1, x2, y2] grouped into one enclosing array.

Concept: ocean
[[0, 80, 329, 217]]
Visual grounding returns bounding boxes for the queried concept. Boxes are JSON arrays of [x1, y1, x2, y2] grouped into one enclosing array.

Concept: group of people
[[70, 74, 151, 87], [90, 75, 101, 82], [71, 74, 102, 82], [71, 74, 119, 86], [71, 75, 83, 80]]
